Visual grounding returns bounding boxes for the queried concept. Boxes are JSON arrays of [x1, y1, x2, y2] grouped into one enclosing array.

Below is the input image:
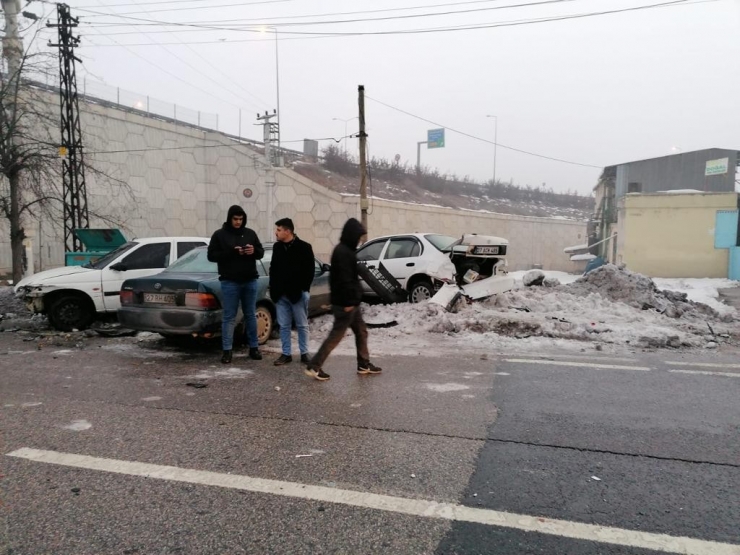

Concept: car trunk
[[121, 274, 219, 308]]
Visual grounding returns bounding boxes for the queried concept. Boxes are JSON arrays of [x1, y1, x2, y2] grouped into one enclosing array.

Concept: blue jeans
[[276, 292, 309, 356], [221, 279, 259, 351]]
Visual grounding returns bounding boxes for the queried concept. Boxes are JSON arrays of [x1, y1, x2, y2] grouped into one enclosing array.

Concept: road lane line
[[8, 448, 738, 555], [504, 359, 651, 371], [665, 362, 740, 369], [669, 369, 740, 378]]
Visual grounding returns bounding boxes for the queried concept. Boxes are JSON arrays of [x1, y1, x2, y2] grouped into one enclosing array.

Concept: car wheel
[[47, 294, 95, 331], [408, 280, 434, 303], [255, 305, 273, 345]]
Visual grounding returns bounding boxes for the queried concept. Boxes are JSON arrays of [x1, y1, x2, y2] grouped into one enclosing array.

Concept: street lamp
[[332, 116, 359, 157], [485, 114, 498, 185]]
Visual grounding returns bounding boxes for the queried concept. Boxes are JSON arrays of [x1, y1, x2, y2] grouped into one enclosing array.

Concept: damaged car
[[14, 236, 210, 331], [356, 233, 512, 303]]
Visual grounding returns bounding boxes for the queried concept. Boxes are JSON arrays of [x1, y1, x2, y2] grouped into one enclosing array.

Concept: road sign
[[427, 128, 445, 149]]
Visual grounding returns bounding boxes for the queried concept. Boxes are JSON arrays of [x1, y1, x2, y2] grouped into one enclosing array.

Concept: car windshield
[[163, 247, 217, 273], [84, 242, 137, 269], [424, 234, 458, 251]]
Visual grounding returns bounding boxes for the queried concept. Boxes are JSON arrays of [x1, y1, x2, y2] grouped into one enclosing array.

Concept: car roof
[[132, 236, 210, 244]]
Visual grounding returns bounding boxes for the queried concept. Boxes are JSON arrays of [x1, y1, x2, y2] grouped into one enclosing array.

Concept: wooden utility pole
[[358, 85, 368, 235]]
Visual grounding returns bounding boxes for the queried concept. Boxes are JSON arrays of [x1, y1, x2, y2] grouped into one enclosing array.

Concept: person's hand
[[244, 244, 255, 255], [234, 246, 244, 255], [343, 306, 355, 313]]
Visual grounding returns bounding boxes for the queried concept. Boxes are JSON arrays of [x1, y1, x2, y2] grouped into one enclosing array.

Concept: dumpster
[[65, 229, 127, 266]]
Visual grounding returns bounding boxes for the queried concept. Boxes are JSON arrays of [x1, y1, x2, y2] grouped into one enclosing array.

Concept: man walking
[[207, 205, 264, 364], [269, 218, 315, 366], [305, 218, 382, 381]]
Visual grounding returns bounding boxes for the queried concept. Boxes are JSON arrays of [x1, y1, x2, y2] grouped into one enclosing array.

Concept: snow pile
[[563, 265, 728, 321], [308, 265, 738, 354]]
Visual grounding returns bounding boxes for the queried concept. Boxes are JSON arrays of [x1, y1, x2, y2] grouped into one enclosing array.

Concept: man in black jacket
[[305, 218, 382, 381], [269, 218, 315, 366], [207, 205, 264, 364]]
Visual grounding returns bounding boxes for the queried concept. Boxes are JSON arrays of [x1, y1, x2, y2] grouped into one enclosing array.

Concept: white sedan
[[14, 236, 209, 330], [356, 233, 508, 303]]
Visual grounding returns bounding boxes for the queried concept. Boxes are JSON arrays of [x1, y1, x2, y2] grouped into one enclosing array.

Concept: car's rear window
[[424, 234, 457, 251], [163, 248, 217, 273]]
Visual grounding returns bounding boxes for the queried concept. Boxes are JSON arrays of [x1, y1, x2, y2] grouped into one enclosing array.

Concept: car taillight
[[185, 292, 219, 309], [120, 290, 135, 305]]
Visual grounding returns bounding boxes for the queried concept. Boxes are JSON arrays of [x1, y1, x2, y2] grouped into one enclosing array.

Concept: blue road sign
[[427, 128, 445, 149]]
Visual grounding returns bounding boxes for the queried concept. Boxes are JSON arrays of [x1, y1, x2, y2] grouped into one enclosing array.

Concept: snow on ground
[[292, 266, 739, 358]]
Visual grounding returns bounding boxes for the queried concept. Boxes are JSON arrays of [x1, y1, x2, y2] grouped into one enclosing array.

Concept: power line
[[72, 0, 702, 38], [75, 0, 589, 28], [366, 96, 601, 168], [76, 0, 298, 9], [115, 0, 271, 110], [78, 0, 551, 19]]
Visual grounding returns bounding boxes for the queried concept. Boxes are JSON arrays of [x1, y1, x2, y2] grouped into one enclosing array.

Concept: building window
[[628, 182, 642, 193]]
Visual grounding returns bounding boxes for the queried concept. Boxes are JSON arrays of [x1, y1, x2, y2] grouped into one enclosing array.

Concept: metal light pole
[[273, 27, 281, 151], [332, 116, 358, 156], [486, 114, 498, 185]]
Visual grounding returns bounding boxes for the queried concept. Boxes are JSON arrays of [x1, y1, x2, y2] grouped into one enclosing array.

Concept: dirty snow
[[299, 265, 739, 356]]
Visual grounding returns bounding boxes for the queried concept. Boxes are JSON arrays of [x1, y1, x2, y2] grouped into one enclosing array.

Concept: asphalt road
[[1, 332, 739, 554]]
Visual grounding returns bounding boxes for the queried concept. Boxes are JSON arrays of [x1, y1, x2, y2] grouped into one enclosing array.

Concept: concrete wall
[[617, 192, 740, 278], [1, 92, 586, 276]]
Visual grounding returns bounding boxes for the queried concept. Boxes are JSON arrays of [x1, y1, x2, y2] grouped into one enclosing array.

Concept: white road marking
[[7, 448, 739, 555], [425, 383, 471, 392], [62, 420, 91, 431], [666, 361, 740, 369], [503, 353, 637, 363], [141, 397, 163, 402], [504, 359, 651, 371], [669, 369, 740, 378]]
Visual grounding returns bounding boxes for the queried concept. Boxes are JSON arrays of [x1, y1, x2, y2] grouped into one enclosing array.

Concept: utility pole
[[358, 85, 368, 235], [48, 3, 89, 253], [256, 110, 279, 167]]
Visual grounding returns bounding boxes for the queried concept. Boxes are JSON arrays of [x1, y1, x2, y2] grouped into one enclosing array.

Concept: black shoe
[[221, 350, 232, 364], [249, 348, 262, 361], [357, 361, 382, 375], [300, 353, 311, 365], [304, 364, 330, 381], [274, 354, 293, 366]]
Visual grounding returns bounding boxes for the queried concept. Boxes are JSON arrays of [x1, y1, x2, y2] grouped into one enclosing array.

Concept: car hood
[[14, 266, 98, 291]]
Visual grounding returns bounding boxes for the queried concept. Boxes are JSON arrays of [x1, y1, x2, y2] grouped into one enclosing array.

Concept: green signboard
[[427, 128, 445, 149], [705, 157, 729, 176]]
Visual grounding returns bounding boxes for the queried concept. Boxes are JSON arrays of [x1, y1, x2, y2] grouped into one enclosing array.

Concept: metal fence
[[81, 78, 220, 131]]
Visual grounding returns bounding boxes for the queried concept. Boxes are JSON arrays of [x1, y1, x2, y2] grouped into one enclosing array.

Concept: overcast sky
[[27, 0, 740, 194]]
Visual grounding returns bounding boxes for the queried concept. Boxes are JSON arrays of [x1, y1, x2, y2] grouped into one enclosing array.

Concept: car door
[[101, 240, 174, 311], [355, 238, 389, 294], [378, 237, 423, 288]]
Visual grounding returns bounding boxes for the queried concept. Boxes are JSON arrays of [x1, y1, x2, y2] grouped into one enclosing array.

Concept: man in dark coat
[[207, 205, 264, 364], [305, 218, 382, 381], [269, 218, 315, 366]]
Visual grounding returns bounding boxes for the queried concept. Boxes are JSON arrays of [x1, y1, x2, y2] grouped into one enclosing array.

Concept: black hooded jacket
[[207, 205, 264, 281], [269, 235, 315, 303], [329, 218, 366, 307]]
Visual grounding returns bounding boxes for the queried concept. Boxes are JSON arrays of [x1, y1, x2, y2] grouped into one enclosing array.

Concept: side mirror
[[322, 263, 330, 274], [109, 262, 128, 272]]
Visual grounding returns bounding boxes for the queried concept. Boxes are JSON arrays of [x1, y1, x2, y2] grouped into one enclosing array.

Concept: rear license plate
[[143, 293, 175, 304], [473, 246, 499, 255]]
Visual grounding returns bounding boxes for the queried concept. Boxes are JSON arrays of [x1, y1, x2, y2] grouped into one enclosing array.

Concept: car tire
[[255, 305, 274, 345], [408, 280, 434, 304], [47, 294, 95, 331]]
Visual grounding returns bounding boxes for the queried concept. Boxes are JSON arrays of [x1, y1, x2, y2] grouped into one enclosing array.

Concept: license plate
[[473, 246, 499, 255], [143, 293, 175, 304]]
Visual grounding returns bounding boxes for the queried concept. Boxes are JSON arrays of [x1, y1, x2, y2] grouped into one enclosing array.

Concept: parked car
[[117, 245, 331, 345], [14, 236, 210, 331], [356, 233, 508, 303]]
